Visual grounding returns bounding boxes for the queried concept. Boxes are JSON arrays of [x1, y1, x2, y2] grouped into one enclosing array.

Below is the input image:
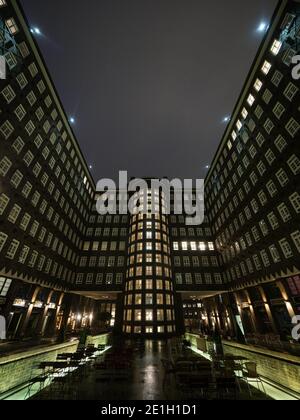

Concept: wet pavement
[[32, 338, 271, 400]]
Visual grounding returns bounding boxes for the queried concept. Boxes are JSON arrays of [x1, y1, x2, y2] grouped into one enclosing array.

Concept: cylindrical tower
[[122, 189, 177, 337]]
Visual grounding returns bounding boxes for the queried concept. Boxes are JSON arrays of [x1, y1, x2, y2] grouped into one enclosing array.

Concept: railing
[[245, 333, 300, 357]]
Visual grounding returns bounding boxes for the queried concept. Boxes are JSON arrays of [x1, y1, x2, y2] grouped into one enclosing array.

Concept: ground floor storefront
[[194, 275, 300, 356]]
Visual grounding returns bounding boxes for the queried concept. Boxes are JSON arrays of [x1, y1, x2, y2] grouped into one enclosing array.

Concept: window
[[11, 170, 23, 188], [261, 60, 271, 75], [0, 121, 14, 140], [289, 192, 300, 214], [258, 191, 268, 206], [0, 278, 12, 297], [264, 118, 274, 134], [1, 85, 16, 103], [146, 309, 153, 322], [257, 161, 266, 176], [259, 220, 269, 236], [276, 169, 289, 187], [277, 203, 291, 222], [286, 118, 299, 138], [0, 0, 7, 7], [274, 135, 287, 152], [12, 137, 25, 154], [287, 155, 300, 175], [0, 194, 9, 215], [0, 156, 12, 176], [16, 73, 28, 89], [8, 204, 21, 224], [265, 149, 275, 165], [175, 274, 183, 285], [185, 274, 193, 284], [273, 102, 285, 119], [270, 39, 282, 55], [5, 52, 17, 69], [241, 108, 248, 119], [284, 82, 298, 101], [279, 238, 293, 258], [254, 79, 263, 92], [267, 212, 279, 230], [6, 239, 20, 259], [18, 245, 29, 264], [25, 121, 36, 136], [14, 105, 26, 121], [208, 242, 215, 251], [271, 70, 283, 87], [262, 89, 273, 104], [281, 13, 295, 30], [5, 18, 18, 34], [247, 94, 255, 106], [18, 41, 30, 58], [291, 231, 300, 253], [254, 105, 263, 120], [269, 245, 281, 263], [28, 63, 39, 78], [0, 232, 8, 252], [282, 48, 296, 66], [199, 242, 206, 251]]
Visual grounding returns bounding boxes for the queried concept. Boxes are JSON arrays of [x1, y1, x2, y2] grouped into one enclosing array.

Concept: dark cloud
[[21, 0, 278, 182]]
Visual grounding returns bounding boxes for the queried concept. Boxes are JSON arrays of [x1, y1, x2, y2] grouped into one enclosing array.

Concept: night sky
[[21, 0, 278, 183]]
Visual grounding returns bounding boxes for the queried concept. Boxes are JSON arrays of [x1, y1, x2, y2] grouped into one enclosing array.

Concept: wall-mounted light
[[31, 27, 41, 35], [257, 22, 268, 33]]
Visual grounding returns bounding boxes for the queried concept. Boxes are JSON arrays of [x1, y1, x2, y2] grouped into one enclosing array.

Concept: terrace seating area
[[26, 343, 109, 400], [30, 338, 270, 400], [162, 338, 267, 400]]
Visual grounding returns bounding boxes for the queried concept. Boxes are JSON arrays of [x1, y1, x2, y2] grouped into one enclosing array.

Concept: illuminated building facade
[[0, 0, 299, 341]]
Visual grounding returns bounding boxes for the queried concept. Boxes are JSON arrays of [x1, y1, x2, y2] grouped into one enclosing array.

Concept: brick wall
[[0, 341, 79, 396], [223, 341, 300, 394]]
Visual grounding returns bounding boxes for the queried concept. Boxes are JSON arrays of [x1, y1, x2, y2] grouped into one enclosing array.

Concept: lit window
[[5, 18, 18, 35], [0, 0, 7, 7], [254, 79, 263, 91], [247, 94, 255, 106], [270, 39, 282, 55], [261, 60, 272, 75], [208, 242, 215, 251], [236, 120, 242, 131], [134, 310, 142, 321], [145, 327, 153, 334], [190, 242, 197, 251], [182, 242, 188, 251], [146, 310, 153, 321], [173, 242, 179, 251], [241, 108, 248, 119], [0, 278, 12, 297], [199, 242, 206, 251]]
